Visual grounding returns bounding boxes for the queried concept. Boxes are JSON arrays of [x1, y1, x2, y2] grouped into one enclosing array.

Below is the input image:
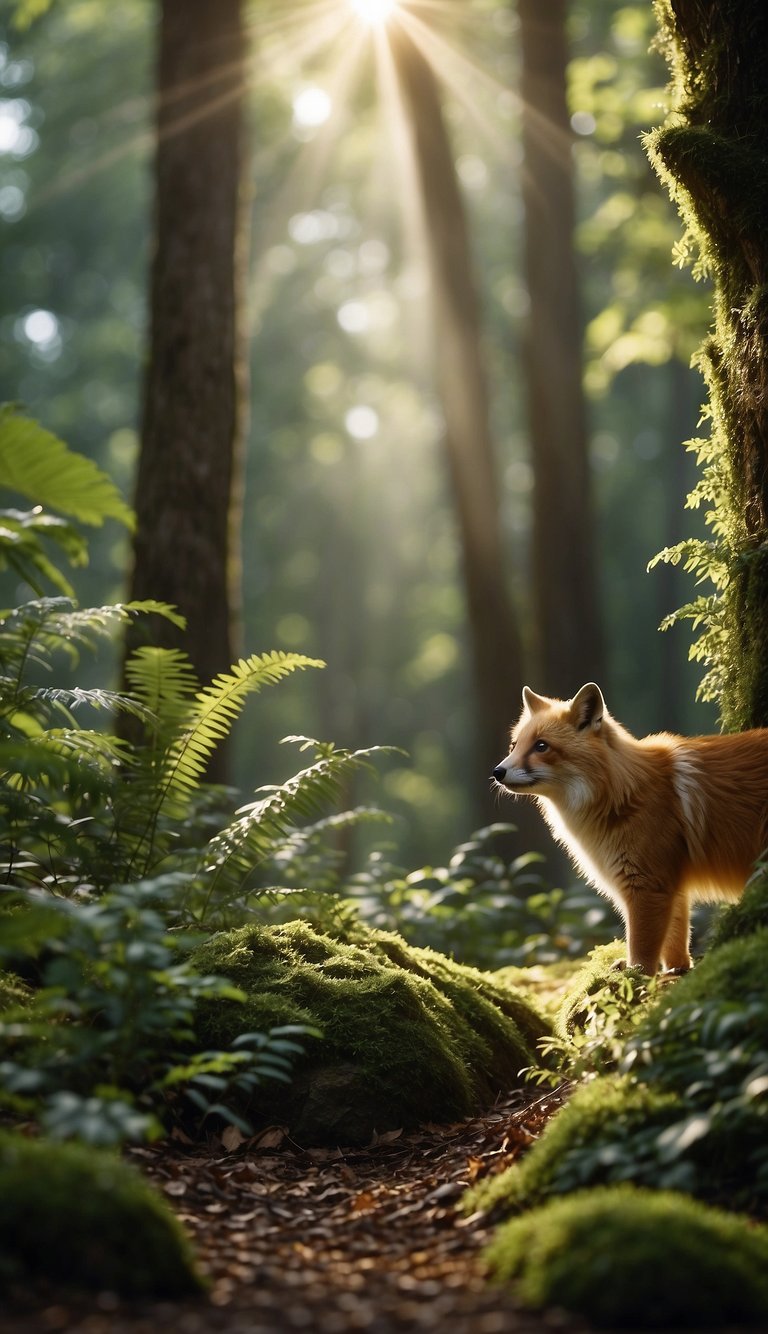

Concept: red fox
[[492, 683, 768, 974]]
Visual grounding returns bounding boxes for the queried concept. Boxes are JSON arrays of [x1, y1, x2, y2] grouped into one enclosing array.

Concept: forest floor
[[0, 1085, 590, 1334]]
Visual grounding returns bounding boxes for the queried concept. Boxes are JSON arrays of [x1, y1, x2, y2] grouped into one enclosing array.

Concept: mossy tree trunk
[[648, 0, 768, 730], [518, 0, 602, 694], [125, 0, 250, 778]]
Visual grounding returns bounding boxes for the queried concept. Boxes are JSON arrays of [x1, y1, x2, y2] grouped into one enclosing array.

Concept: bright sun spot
[[292, 86, 332, 129], [350, 0, 397, 28]]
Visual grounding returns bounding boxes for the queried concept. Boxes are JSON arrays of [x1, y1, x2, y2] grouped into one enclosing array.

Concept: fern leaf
[[163, 653, 324, 799], [196, 745, 397, 916], [0, 406, 134, 530]]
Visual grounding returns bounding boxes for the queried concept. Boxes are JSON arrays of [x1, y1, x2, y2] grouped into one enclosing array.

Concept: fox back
[[492, 682, 768, 973]]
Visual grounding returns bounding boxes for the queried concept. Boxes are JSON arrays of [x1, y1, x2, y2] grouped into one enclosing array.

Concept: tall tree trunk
[[648, 0, 768, 730], [518, 0, 602, 695], [391, 26, 529, 809], [126, 0, 249, 778]]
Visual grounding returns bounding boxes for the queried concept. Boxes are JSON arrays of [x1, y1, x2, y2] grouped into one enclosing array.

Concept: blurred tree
[[518, 0, 602, 694], [390, 23, 528, 802], [125, 0, 250, 778], [647, 0, 768, 731]]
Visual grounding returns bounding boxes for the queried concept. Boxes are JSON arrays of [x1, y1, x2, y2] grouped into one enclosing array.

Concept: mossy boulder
[[465, 1075, 678, 1217], [485, 1185, 768, 1329], [191, 920, 550, 1145], [0, 1133, 203, 1297]]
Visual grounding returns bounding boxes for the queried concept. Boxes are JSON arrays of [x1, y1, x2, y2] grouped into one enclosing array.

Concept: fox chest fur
[[493, 682, 768, 974]]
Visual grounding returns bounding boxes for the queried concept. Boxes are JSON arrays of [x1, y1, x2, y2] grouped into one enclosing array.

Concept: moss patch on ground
[[191, 920, 550, 1145], [485, 1185, 768, 1329], [0, 1133, 203, 1297]]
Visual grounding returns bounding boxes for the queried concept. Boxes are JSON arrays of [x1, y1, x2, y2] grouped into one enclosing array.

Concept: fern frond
[[0, 729, 128, 795], [0, 509, 88, 597], [162, 653, 324, 800], [124, 646, 199, 744], [195, 744, 397, 918], [0, 599, 186, 682], [0, 406, 134, 530]]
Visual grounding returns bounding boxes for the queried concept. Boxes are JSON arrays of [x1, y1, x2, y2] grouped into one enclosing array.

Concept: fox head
[[493, 682, 606, 808]]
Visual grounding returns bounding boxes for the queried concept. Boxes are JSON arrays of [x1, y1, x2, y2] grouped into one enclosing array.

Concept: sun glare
[[350, 0, 398, 28]]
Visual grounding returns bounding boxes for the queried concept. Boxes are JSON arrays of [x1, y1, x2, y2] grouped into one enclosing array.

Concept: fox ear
[[570, 682, 605, 732], [522, 686, 549, 714]]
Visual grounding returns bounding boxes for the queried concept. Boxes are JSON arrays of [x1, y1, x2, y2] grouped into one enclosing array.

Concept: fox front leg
[[623, 886, 676, 975]]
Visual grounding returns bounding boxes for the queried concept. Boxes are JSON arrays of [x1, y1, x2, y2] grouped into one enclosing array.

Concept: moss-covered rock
[[485, 1185, 768, 1329], [192, 920, 550, 1145], [465, 1075, 678, 1217], [0, 1133, 203, 1297]]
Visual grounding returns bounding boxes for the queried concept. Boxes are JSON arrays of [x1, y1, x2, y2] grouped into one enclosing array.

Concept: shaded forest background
[[0, 0, 715, 869]]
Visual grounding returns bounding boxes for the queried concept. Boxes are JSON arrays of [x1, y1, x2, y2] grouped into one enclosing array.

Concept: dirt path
[[1, 1087, 585, 1334]]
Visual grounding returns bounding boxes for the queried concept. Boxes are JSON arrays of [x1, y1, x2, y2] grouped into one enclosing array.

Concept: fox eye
[[533, 739, 549, 753]]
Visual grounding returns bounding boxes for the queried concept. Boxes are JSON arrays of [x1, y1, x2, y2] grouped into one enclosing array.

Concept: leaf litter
[[0, 1085, 589, 1334]]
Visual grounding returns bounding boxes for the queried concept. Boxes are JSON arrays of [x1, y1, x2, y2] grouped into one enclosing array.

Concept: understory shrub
[[485, 1186, 768, 1329], [0, 1132, 203, 1297], [191, 918, 551, 1144]]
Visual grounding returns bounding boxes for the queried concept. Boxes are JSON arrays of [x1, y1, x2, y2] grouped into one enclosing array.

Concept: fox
[[492, 682, 768, 974]]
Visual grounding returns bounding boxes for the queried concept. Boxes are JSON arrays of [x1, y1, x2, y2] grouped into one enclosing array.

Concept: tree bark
[[391, 25, 528, 804], [518, 0, 602, 695], [126, 0, 249, 777]]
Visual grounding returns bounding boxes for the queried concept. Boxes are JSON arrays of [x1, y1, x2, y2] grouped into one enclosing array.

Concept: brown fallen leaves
[[1, 1085, 585, 1334]]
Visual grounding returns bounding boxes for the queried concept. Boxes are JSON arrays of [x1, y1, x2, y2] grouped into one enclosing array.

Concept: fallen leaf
[[221, 1124, 247, 1153]]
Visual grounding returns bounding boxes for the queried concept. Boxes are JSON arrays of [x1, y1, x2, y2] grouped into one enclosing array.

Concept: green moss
[[465, 1076, 677, 1217], [709, 870, 768, 947], [0, 1133, 203, 1297], [192, 920, 550, 1145], [555, 940, 640, 1036], [485, 1186, 768, 1329]]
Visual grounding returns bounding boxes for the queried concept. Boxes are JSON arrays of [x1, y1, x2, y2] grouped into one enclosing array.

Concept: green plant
[[0, 880, 317, 1145], [0, 411, 397, 1145], [337, 824, 616, 969]]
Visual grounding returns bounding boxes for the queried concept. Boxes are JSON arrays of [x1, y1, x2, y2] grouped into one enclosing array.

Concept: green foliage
[[528, 941, 658, 1085], [191, 918, 550, 1145], [485, 1185, 768, 1329], [0, 1131, 203, 1297], [338, 825, 617, 970], [0, 881, 316, 1145], [0, 406, 133, 597]]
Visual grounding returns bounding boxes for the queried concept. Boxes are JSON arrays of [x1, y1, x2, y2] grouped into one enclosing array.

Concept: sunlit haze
[[350, 0, 398, 27]]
